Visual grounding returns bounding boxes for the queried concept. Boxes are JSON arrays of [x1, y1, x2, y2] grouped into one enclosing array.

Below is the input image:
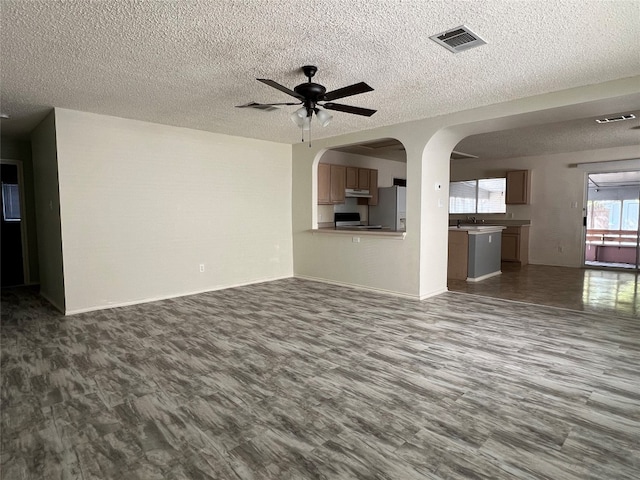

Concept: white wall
[[30, 112, 65, 311], [54, 109, 293, 313], [450, 145, 640, 267]]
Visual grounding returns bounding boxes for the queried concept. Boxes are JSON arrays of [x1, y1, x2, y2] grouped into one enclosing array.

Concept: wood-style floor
[[2, 276, 639, 479], [448, 263, 639, 318]]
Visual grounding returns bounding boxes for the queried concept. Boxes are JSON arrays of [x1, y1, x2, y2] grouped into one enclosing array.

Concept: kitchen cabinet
[[346, 167, 358, 189], [501, 225, 529, 265], [448, 230, 469, 280], [358, 168, 370, 189], [346, 167, 371, 190], [330, 165, 346, 204], [317, 163, 331, 204], [506, 170, 530, 204], [448, 226, 505, 281], [318, 163, 346, 204], [318, 164, 377, 205]]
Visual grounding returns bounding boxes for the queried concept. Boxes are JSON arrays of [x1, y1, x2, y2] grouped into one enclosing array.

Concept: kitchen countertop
[[311, 227, 406, 239], [448, 225, 506, 235], [449, 220, 531, 227]]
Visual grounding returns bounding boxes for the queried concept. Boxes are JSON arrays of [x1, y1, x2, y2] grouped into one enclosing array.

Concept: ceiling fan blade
[[323, 102, 377, 117], [236, 101, 301, 108], [322, 82, 374, 102], [257, 79, 305, 100]]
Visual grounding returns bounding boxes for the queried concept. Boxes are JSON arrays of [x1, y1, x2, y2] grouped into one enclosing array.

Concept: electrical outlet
[[199, 264, 205, 272], [318, 213, 322, 221], [352, 237, 360, 243]]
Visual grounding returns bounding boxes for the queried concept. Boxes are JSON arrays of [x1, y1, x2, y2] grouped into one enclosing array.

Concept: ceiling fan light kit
[[237, 65, 375, 145]]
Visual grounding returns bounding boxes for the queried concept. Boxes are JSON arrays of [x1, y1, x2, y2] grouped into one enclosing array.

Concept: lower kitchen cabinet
[[448, 230, 469, 280], [501, 225, 529, 265]]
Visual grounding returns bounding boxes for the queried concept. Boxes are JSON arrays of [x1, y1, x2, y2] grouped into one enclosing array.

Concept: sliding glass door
[[584, 171, 640, 271]]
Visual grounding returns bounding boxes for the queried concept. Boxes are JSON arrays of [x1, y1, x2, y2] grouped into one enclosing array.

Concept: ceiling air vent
[[595, 113, 635, 124], [430, 25, 487, 53], [237, 102, 279, 112]]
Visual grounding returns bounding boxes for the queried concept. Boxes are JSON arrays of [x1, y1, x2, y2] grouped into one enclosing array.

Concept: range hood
[[345, 188, 372, 198]]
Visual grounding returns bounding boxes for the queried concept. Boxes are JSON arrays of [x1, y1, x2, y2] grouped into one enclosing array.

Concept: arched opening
[[313, 138, 408, 230], [442, 95, 640, 313]]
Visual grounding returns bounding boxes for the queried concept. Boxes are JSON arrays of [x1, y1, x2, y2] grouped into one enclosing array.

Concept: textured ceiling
[[1, 0, 640, 146]]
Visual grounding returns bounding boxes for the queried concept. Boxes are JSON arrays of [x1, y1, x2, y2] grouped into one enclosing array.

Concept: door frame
[[582, 169, 640, 272], [1, 159, 30, 285]]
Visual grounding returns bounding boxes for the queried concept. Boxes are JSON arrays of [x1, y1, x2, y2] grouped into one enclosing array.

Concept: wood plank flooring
[[2, 278, 639, 479], [448, 263, 639, 318]]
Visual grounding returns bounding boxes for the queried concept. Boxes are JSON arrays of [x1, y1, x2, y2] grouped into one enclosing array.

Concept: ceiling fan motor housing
[[294, 82, 327, 112]]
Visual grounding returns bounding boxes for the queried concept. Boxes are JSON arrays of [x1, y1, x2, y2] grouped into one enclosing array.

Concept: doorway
[[1, 161, 28, 287], [584, 171, 640, 271]]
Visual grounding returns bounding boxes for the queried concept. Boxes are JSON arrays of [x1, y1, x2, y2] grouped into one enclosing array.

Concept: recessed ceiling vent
[[430, 25, 487, 53], [595, 113, 635, 124]]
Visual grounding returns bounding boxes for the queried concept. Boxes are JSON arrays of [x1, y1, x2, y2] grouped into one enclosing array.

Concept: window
[[1, 183, 21, 222], [622, 199, 639, 230], [588, 199, 639, 231], [449, 178, 506, 214], [449, 180, 477, 214]]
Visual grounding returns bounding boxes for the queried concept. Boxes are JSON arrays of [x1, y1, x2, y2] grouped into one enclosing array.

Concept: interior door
[[584, 171, 640, 271]]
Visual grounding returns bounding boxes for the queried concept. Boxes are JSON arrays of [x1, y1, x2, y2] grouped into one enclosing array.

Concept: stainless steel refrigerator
[[369, 186, 406, 231]]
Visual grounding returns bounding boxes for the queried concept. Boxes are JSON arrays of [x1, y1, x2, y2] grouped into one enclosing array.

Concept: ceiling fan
[[236, 65, 376, 138]]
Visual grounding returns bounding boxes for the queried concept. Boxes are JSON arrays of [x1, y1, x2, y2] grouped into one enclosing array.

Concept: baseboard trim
[[294, 274, 423, 300], [418, 287, 448, 300], [466, 270, 502, 282], [64, 274, 293, 315]]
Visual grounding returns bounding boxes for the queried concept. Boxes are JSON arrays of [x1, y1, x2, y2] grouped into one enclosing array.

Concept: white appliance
[[369, 186, 406, 231]]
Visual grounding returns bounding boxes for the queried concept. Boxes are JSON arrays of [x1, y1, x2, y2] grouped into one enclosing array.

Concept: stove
[[334, 212, 383, 230]]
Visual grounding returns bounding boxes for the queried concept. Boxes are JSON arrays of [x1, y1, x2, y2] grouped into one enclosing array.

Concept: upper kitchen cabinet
[[318, 163, 331, 204], [506, 170, 530, 204], [346, 167, 358, 189], [358, 168, 370, 190], [346, 167, 372, 190], [318, 163, 345, 204], [318, 163, 378, 205], [330, 165, 346, 204]]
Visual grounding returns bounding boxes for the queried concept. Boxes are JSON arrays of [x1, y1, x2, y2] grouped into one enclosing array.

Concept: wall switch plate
[[489, 235, 492, 243], [199, 264, 205, 272]]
